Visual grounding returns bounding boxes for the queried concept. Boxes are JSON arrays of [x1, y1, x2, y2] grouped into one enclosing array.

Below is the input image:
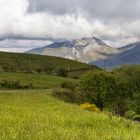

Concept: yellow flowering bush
[[80, 103, 100, 112]]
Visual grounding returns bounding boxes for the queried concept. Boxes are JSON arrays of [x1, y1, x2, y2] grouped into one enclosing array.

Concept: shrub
[[53, 88, 83, 103], [57, 68, 68, 77], [0, 80, 22, 89], [80, 70, 135, 116], [124, 110, 136, 119], [132, 115, 140, 122], [80, 71, 113, 111], [36, 68, 43, 74], [53, 88, 74, 102], [0, 80, 34, 89], [61, 81, 78, 91], [80, 103, 100, 112], [73, 76, 79, 79]]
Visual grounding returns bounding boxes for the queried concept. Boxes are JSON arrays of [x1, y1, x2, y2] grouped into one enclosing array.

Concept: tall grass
[[0, 90, 139, 140]]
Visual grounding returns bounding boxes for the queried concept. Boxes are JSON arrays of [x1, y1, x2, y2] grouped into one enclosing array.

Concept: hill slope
[[0, 51, 99, 78], [0, 90, 139, 140]]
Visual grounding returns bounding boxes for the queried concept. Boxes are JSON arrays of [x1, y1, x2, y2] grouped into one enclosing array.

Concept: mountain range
[[27, 37, 140, 69]]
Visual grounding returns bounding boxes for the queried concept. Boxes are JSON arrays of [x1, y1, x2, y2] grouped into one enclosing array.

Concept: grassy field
[[0, 72, 77, 89], [0, 90, 139, 140]]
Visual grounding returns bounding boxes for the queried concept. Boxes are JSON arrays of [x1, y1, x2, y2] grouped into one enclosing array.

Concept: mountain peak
[[92, 37, 106, 45], [73, 37, 107, 47], [27, 36, 115, 64]]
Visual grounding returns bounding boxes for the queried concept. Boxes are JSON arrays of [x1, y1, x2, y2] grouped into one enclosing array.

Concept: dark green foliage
[[36, 68, 42, 74], [36, 67, 54, 74], [53, 88, 73, 102], [61, 81, 78, 91], [106, 74, 131, 115], [79, 65, 140, 116], [53, 81, 83, 103], [53, 88, 83, 103], [113, 65, 140, 115], [132, 92, 140, 114], [72, 75, 79, 79], [57, 68, 68, 77], [80, 71, 110, 110], [132, 115, 140, 122], [0, 80, 33, 89], [125, 110, 136, 119]]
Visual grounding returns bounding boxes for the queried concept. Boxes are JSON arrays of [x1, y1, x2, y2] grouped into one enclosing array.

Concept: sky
[[0, 0, 140, 47]]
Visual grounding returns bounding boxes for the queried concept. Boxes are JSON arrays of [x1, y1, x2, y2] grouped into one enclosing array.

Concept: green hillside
[[0, 52, 99, 78], [0, 90, 139, 140]]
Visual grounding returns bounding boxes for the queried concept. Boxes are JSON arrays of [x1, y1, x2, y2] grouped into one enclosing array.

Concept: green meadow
[[0, 52, 139, 140], [0, 90, 139, 140]]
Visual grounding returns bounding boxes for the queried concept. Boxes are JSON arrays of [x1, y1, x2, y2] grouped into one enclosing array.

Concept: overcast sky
[[0, 0, 140, 47]]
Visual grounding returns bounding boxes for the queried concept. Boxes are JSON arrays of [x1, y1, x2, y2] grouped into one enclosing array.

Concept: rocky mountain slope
[[27, 37, 140, 69], [93, 42, 140, 68], [27, 37, 118, 63]]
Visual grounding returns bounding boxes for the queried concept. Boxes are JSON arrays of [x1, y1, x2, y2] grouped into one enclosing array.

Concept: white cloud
[[0, 38, 52, 52], [0, 0, 28, 35], [0, 0, 140, 47]]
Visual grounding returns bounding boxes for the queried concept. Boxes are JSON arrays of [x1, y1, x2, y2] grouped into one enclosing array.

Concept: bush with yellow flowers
[[80, 103, 100, 112]]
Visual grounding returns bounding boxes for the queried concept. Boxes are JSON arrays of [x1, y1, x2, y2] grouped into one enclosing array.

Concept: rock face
[[27, 37, 140, 69]]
